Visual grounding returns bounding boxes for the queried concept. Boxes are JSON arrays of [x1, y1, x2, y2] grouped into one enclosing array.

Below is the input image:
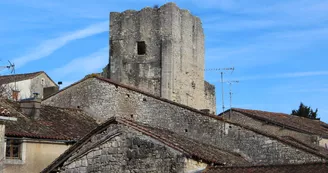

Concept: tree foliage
[[291, 102, 318, 119]]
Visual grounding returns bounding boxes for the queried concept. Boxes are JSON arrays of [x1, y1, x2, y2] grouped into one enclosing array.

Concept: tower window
[[137, 41, 146, 55]]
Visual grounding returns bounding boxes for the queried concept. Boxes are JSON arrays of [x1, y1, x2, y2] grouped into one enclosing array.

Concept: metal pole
[[221, 72, 225, 113], [229, 83, 232, 119]]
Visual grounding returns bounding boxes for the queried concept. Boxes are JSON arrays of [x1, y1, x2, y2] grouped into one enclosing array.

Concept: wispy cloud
[[231, 71, 328, 81], [50, 47, 108, 79], [11, 21, 108, 68]]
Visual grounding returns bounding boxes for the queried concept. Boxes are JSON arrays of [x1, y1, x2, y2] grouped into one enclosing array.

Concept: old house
[[0, 71, 58, 101], [0, 106, 17, 173], [0, 98, 98, 173], [219, 108, 328, 149], [42, 76, 328, 166], [42, 117, 250, 173]]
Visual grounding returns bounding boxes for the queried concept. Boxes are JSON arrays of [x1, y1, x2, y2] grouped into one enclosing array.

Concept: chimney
[[20, 97, 41, 120]]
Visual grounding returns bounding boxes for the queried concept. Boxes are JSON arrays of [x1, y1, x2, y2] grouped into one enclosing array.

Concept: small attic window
[[41, 78, 45, 85], [137, 41, 146, 55]]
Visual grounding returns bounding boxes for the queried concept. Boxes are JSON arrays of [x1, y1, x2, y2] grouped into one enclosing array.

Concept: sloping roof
[[43, 77, 328, 159], [226, 108, 328, 137], [42, 117, 250, 173], [1, 99, 98, 140], [204, 162, 328, 173], [120, 118, 250, 166], [0, 71, 43, 84], [0, 71, 58, 86]]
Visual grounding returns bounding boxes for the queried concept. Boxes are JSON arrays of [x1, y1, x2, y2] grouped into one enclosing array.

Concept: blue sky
[[0, 0, 327, 122]]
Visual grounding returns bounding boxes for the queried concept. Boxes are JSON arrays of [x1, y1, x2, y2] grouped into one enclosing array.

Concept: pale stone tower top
[[107, 2, 216, 113]]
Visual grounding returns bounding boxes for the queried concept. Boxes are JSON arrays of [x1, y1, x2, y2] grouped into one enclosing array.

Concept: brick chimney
[[20, 97, 41, 120]]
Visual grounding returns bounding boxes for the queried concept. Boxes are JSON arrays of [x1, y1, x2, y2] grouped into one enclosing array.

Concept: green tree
[[291, 102, 318, 119]]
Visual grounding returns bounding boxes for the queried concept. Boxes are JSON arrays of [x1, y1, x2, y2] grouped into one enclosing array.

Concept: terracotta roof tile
[[0, 71, 44, 84], [204, 162, 328, 173], [120, 118, 250, 166], [1, 99, 98, 140], [42, 117, 250, 173], [230, 108, 328, 137]]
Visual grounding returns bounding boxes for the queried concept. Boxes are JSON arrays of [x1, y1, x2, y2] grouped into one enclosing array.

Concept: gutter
[[0, 116, 17, 121]]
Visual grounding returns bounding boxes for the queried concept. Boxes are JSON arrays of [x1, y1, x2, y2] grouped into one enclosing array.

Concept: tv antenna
[[204, 67, 234, 113], [0, 60, 17, 100], [226, 80, 239, 119]]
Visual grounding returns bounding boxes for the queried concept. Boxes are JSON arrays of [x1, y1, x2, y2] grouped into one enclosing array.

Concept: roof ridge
[[0, 71, 43, 77], [42, 77, 328, 159], [228, 108, 327, 136], [117, 118, 249, 165]]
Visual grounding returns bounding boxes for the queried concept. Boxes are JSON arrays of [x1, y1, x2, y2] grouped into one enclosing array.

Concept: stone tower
[[107, 3, 216, 114]]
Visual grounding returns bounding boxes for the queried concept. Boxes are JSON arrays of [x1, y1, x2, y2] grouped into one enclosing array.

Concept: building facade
[[106, 3, 216, 114], [42, 77, 328, 165], [0, 98, 98, 173], [0, 71, 58, 101]]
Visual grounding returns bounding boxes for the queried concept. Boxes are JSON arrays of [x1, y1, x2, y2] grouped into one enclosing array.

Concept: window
[[41, 78, 45, 85], [6, 139, 22, 159], [137, 41, 146, 55], [12, 90, 19, 101]]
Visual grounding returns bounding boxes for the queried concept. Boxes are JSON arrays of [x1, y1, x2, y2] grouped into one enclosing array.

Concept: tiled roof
[[0, 106, 11, 117], [43, 77, 328, 159], [1, 99, 98, 140], [42, 117, 250, 173], [229, 108, 328, 137], [120, 118, 250, 166], [0, 71, 43, 84], [204, 162, 328, 173]]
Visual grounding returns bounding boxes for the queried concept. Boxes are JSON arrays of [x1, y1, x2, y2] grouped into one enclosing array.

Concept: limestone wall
[[222, 111, 318, 146], [108, 3, 215, 113], [59, 124, 186, 173], [43, 78, 325, 165]]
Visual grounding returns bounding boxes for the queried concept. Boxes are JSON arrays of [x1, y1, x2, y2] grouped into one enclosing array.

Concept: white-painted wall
[[2, 80, 32, 100]]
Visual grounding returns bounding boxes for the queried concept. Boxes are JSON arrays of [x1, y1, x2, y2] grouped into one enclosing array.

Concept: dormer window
[[137, 41, 146, 55]]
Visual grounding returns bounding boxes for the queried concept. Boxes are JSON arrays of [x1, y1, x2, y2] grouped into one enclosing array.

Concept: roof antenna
[[204, 67, 234, 113], [226, 80, 239, 119], [7, 60, 16, 91]]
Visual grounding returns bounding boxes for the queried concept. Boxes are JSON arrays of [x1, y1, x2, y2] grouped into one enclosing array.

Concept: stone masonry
[[58, 124, 188, 173], [42, 77, 327, 165], [0, 124, 4, 173], [107, 3, 216, 114]]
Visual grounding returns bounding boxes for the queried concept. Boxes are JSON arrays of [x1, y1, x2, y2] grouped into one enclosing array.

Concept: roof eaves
[[41, 117, 118, 173], [226, 108, 319, 136], [224, 119, 328, 159]]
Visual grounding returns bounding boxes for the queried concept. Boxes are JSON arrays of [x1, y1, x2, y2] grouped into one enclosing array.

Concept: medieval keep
[[105, 3, 216, 114]]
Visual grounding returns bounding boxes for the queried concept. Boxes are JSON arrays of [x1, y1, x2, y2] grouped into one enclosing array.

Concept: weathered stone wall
[[204, 81, 216, 114], [59, 124, 186, 173], [0, 124, 4, 173], [108, 3, 215, 113], [222, 111, 318, 146], [43, 78, 326, 165], [31, 73, 57, 99], [109, 7, 162, 97]]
